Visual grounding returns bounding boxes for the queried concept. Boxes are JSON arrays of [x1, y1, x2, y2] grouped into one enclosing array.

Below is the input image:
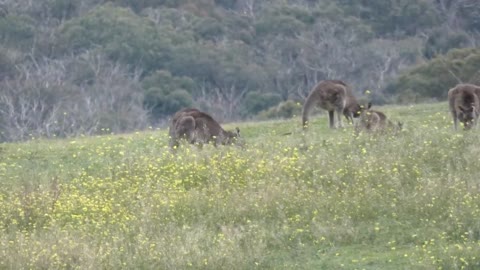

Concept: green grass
[[1, 102, 480, 269]]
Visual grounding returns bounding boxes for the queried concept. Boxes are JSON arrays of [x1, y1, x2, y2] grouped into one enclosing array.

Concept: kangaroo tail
[[302, 92, 317, 129]]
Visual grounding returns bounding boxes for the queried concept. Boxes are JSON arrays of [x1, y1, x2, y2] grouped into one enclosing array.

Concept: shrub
[[257, 100, 302, 120], [242, 91, 282, 116]]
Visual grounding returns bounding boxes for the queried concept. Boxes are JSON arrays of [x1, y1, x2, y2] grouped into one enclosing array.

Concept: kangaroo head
[[458, 104, 476, 129], [459, 105, 475, 117], [222, 127, 242, 145], [345, 103, 362, 118], [352, 102, 372, 118], [351, 104, 362, 118]]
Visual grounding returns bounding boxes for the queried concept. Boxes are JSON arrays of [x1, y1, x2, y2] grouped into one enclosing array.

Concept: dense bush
[[257, 100, 302, 120], [0, 14, 35, 48], [0, 0, 479, 141], [242, 91, 282, 116], [387, 48, 480, 103]]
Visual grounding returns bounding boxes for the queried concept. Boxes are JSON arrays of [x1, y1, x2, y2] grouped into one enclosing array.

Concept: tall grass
[[0, 103, 479, 269]]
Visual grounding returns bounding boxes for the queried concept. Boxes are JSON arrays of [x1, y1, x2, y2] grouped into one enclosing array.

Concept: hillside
[[1, 102, 479, 269]]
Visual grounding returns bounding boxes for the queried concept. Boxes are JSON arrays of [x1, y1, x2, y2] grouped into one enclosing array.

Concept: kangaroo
[[302, 80, 363, 129], [448, 84, 480, 130], [169, 108, 241, 149], [355, 103, 403, 134], [168, 107, 200, 142]]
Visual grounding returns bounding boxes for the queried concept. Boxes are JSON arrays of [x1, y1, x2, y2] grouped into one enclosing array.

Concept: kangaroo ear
[[235, 127, 240, 135], [367, 102, 372, 109]]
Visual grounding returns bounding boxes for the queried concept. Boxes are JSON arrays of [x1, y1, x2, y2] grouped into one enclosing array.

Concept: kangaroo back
[[169, 108, 241, 148], [169, 108, 200, 142], [356, 110, 382, 132], [355, 106, 400, 134], [175, 116, 196, 141]]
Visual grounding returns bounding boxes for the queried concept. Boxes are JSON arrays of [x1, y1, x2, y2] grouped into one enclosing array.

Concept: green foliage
[[242, 91, 282, 115], [458, 2, 480, 31], [142, 70, 194, 118], [109, 0, 187, 12], [214, 0, 236, 9], [169, 41, 265, 100], [1, 0, 480, 135], [424, 28, 470, 59], [57, 3, 175, 71], [0, 14, 35, 49], [141, 69, 194, 92], [193, 17, 225, 41], [257, 100, 302, 120], [255, 7, 308, 37], [144, 88, 193, 119], [0, 47, 16, 79], [387, 48, 480, 103], [338, 0, 439, 37], [47, 0, 78, 19]]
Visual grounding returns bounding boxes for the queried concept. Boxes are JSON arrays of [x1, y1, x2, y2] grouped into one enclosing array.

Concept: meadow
[[0, 102, 479, 269]]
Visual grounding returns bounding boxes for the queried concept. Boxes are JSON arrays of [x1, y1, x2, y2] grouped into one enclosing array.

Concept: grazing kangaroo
[[168, 107, 200, 142], [169, 108, 241, 149], [302, 80, 363, 129], [448, 84, 480, 130], [355, 103, 403, 134]]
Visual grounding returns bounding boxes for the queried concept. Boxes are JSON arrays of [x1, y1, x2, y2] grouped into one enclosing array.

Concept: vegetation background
[[0, 0, 480, 141], [1, 1, 480, 269]]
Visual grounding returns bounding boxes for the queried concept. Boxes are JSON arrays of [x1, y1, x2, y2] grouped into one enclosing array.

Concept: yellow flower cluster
[[0, 103, 478, 269]]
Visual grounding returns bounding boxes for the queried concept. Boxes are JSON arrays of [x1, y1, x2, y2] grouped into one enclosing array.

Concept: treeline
[[0, 0, 479, 141]]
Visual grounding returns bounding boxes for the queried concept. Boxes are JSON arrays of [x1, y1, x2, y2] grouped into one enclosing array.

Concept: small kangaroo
[[448, 84, 480, 130], [168, 108, 241, 149], [302, 80, 363, 129], [355, 103, 403, 134]]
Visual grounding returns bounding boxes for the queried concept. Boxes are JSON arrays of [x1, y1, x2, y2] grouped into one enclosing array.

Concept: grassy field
[[1, 102, 480, 269]]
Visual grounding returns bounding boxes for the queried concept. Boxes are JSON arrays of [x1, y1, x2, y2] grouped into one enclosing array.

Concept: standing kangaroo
[[355, 103, 403, 134], [302, 80, 363, 129], [168, 108, 241, 149], [448, 84, 480, 130]]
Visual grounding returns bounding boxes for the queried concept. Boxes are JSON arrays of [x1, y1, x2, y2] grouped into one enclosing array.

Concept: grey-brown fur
[[169, 108, 241, 149], [355, 103, 402, 134], [302, 80, 362, 129], [168, 108, 200, 143], [448, 84, 480, 130]]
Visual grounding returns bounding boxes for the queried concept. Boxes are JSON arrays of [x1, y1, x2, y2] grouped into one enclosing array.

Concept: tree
[[242, 91, 281, 116], [0, 47, 17, 80], [2, 0, 480, 139], [0, 14, 35, 49], [386, 48, 480, 102], [141, 70, 194, 121], [56, 3, 175, 73], [338, 0, 439, 37]]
